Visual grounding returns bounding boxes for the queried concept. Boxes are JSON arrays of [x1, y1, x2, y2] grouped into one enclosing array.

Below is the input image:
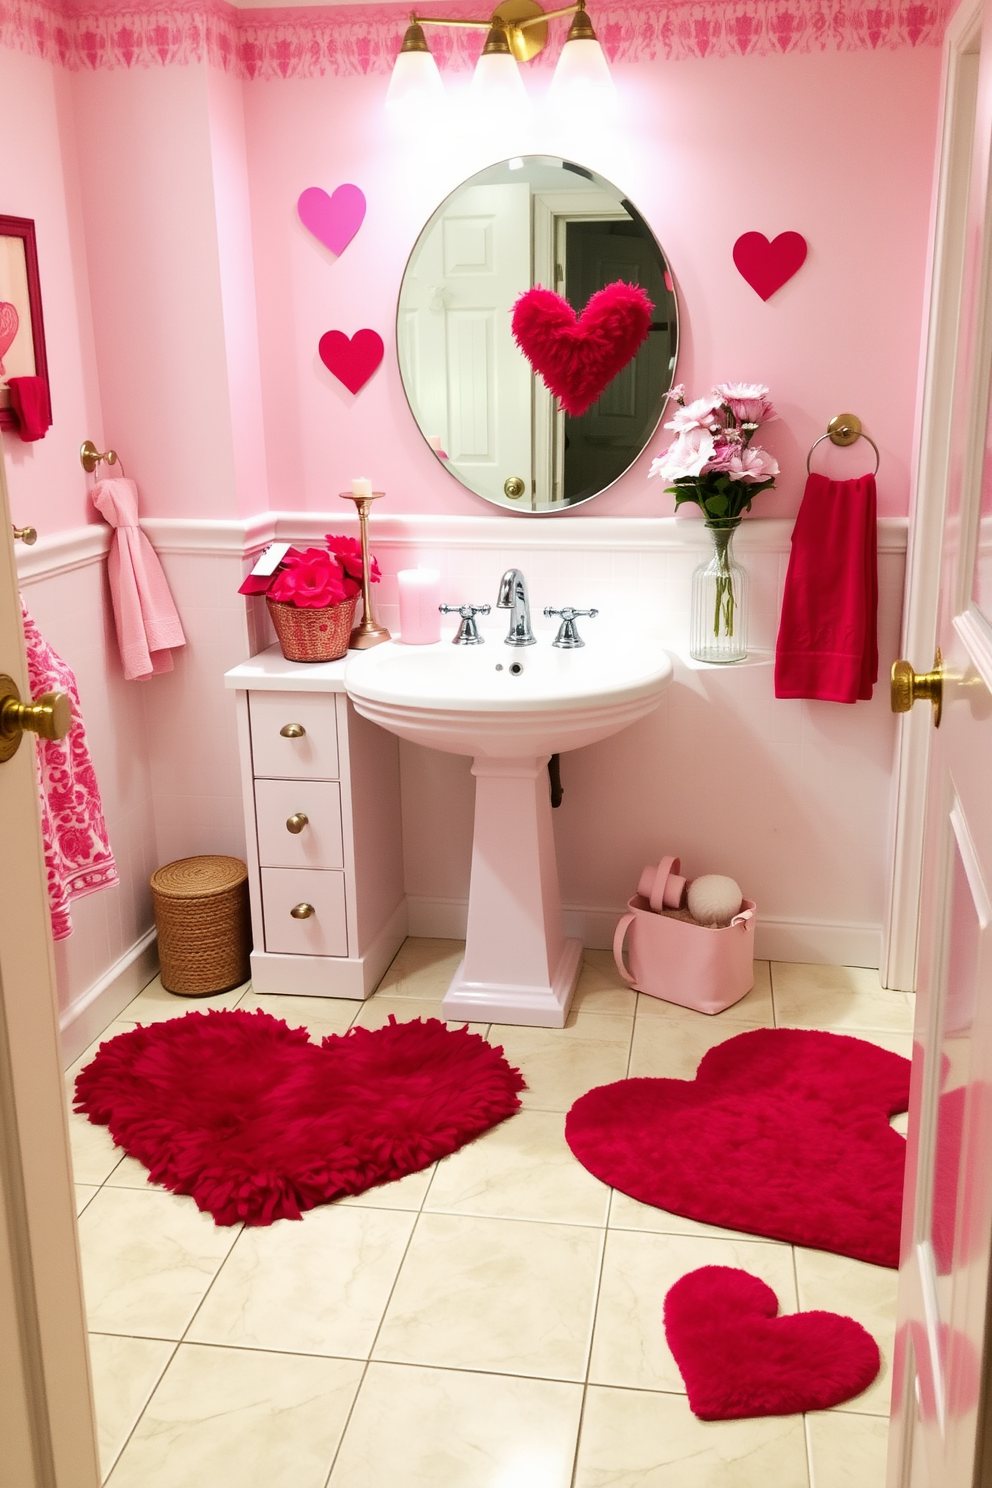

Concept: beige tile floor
[[66, 939, 914, 1488]]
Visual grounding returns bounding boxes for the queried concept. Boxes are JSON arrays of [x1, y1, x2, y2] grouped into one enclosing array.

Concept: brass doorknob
[[280, 722, 306, 738], [891, 648, 943, 728], [0, 674, 72, 763], [290, 902, 315, 919], [504, 476, 526, 500], [286, 813, 309, 834]]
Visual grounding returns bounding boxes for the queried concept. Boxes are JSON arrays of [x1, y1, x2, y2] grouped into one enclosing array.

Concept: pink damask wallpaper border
[[0, 0, 953, 77]]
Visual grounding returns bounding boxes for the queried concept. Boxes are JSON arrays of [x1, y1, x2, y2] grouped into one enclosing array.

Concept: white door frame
[[0, 439, 100, 1488], [883, 0, 984, 992]]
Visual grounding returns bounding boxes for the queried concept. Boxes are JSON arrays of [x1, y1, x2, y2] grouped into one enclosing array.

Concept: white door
[[0, 437, 100, 1487], [887, 1, 992, 1481], [397, 182, 532, 506]]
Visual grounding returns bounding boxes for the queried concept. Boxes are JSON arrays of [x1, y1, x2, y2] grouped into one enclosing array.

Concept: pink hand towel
[[774, 472, 878, 704], [22, 600, 118, 940], [91, 478, 186, 680]]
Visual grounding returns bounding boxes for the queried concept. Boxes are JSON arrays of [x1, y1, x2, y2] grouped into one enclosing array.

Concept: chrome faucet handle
[[497, 567, 536, 647], [440, 603, 490, 645], [544, 606, 599, 649]]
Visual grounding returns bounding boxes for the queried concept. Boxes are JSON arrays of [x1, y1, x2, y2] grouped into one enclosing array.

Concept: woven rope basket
[[266, 595, 358, 662], [150, 856, 251, 996]]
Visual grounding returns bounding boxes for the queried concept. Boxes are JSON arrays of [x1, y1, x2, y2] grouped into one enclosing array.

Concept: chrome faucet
[[497, 568, 536, 647]]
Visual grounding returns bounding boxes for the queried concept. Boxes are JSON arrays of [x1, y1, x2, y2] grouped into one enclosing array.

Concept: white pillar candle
[[351, 477, 373, 497], [397, 568, 442, 645]]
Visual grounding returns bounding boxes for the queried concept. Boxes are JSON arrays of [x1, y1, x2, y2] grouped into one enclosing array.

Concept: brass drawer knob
[[290, 902, 315, 920], [286, 813, 309, 834], [0, 675, 72, 763], [280, 722, 306, 738], [891, 648, 943, 728]]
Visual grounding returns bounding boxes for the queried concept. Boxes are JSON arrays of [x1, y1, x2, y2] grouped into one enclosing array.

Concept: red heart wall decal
[[0, 300, 19, 374], [664, 1266, 881, 1420], [74, 1010, 525, 1225], [511, 280, 653, 418], [318, 328, 384, 395], [733, 231, 808, 300], [566, 1028, 909, 1267]]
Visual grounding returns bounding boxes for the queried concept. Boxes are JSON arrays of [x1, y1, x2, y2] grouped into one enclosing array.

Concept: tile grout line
[[98, 1336, 181, 1485]]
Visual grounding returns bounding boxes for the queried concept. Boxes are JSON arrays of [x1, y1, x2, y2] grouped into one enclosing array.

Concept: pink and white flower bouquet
[[649, 382, 779, 523]]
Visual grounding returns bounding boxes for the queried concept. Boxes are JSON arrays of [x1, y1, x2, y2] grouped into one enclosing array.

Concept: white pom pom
[[687, 874, 743, 928]]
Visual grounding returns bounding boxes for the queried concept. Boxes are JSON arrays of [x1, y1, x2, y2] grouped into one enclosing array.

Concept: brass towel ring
[[806, 413, 880, 476], [80, 440, 128, 479]]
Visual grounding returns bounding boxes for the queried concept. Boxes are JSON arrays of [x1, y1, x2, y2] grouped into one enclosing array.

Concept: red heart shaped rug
[[319, 328, 384, 394], [74, 1010, 524, 1226], [664, 1266, 881, 1419], [511, 280, 653, 418], [733, 231, 808, 300], [566, 1028, 909, 1267]]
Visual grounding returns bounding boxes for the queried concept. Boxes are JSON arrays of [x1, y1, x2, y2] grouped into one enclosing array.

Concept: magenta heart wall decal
[[0, 300, 20, 375], [664, 1266, 881, 1420], [733, 231, 808, 300], [566, 1027, 910, 1267], [511, 280, 653, 418], [318, 329, 384, 395], [298, 184, 366, 258]]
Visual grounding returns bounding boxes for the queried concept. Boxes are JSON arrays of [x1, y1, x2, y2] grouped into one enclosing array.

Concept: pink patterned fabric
[[90, 478, 186, 680], [22, 601, 119, 941], [0, 0, 953, 76]]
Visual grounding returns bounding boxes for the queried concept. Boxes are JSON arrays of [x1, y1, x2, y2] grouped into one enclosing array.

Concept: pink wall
[[244, 46, 941, 520]]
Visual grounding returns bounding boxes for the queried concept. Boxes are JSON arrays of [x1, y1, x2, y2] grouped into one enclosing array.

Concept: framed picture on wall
[[0, 216, 51, 433]]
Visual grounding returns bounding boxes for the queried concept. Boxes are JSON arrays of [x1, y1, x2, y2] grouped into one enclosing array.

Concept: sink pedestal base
[[441, 755, 582, 1029]]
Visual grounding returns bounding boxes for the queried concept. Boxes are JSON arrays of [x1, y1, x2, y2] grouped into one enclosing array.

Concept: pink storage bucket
[[613, 893, 756, 1014]]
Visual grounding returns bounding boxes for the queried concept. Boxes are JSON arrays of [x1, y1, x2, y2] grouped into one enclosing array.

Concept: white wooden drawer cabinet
[[225, 645, 407, 999]]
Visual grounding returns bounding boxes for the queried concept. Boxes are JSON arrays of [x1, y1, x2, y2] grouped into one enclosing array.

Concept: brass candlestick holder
[[339, 490, 391, 649]]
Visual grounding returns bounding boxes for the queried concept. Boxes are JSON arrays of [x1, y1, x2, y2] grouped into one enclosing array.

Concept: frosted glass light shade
[[548, 36, 615, 107], [386, 49, 446, 112], [470, 50, 530, 111]]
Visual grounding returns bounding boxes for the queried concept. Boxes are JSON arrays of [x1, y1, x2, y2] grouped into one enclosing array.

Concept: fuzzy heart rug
[[664, 1266, 881, 1419], [566, 1028, 910, 1267], [74, 1011, 525, 1226], [511, 280, 653, 418]]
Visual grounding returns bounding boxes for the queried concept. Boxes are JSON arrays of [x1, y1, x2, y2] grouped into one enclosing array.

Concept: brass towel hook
[[80, 439, 127, 478], [806, 414, 880, 476]]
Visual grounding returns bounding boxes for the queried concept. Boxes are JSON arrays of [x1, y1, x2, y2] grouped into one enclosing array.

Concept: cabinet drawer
[[249, 692, 339, 780], [255, 779, 343, 870], [261, 868, 348, 957]]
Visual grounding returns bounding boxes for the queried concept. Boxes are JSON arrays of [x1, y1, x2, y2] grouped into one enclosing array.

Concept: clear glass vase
[[690, 520, 748, 664]]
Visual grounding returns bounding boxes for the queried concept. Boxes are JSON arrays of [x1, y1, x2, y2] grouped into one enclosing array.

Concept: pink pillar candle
[[398, 568, 442, 645]]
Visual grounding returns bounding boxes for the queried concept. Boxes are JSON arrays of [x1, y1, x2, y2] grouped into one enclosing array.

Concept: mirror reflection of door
[[397, 158, 679, 514]]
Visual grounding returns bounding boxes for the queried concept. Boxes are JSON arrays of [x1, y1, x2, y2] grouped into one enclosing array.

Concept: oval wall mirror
[[397, 156, 678, 514]]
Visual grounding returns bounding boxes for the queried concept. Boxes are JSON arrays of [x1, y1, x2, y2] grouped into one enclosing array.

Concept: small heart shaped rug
[[566, 1028, 910, 1266], [664, 1266, 881, 1419], [511, 280, 653, 418], [74, 1011, 525, 1226], [319, 328, 384, 394], [733, 231, 808, 300], [298, 184, 366, 257]]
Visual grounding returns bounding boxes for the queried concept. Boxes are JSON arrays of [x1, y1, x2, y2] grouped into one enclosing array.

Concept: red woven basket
[[266, 595, 358, 663]]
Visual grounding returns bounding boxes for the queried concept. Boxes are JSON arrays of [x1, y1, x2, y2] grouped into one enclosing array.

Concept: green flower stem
[[708, 524, 738, 639]]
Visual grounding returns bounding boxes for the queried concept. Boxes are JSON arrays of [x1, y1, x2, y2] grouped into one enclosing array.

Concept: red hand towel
[[775, 472, 878, 703], [7, 376, 51, 441]]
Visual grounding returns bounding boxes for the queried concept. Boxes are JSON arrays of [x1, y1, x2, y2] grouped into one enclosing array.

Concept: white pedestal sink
[[345, 630, 673, 1027]]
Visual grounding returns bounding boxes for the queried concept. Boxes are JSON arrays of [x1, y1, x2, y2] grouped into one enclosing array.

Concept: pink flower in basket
[[325, 534, 381, 585], [269, 548, 352, 608]]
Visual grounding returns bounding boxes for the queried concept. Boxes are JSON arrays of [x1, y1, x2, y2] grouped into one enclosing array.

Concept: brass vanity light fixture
[[386, 0, 614, 111]]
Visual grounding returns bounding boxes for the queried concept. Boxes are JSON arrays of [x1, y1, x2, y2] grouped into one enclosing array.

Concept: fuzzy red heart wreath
[[566, 1028, 910, 1267], [74, 1011, 524, 1226], [664, 1266, 881, 1419], [511, 281, 653, 418]]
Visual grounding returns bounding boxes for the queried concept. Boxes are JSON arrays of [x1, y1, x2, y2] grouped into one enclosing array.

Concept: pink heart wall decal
[[0, 301, 20, 375], [511, 281, 653, 418], [319, 329, 384, 394], [664, 1266, 881, 1420], [298, 185, 366, 258], [733, 231, 808, 300]]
